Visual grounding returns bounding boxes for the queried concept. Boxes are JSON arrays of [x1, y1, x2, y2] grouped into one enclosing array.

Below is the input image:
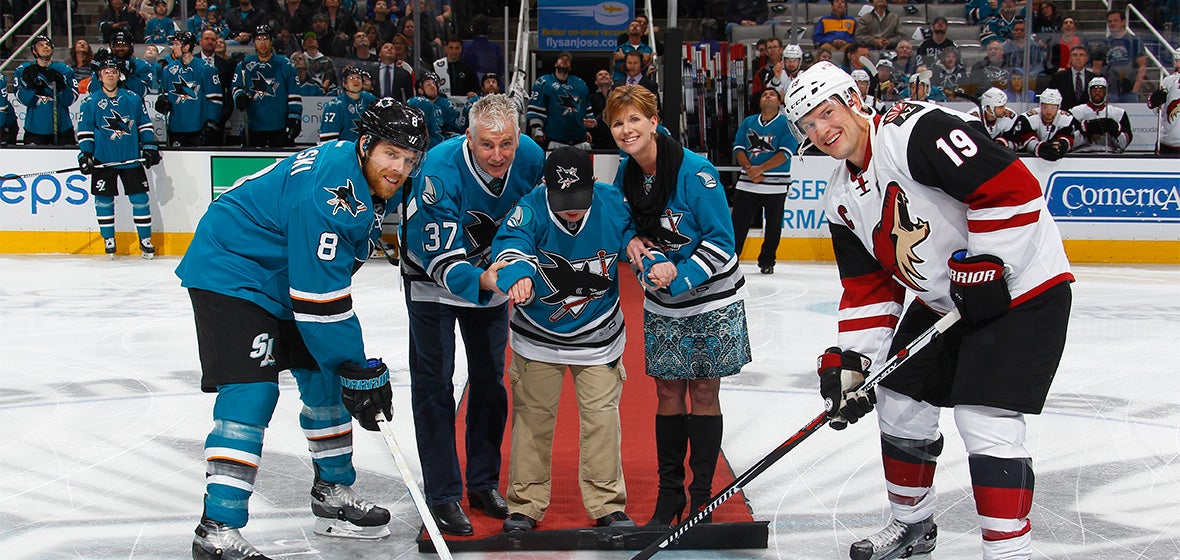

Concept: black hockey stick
[[630, 308, 962, 560], [2, 158, 147, 180]]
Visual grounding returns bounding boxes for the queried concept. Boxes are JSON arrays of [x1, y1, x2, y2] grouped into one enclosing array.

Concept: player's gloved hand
[[1100, 117, 1120, 135], [42, 67, 67, 90], [338, 358, 393, 431], [529, 124, 545, 145], [948, 249, 1010, 323], [1036, 139, 1066, 161], [20, 63, 42, 86], [1148, 88, 1167, 109], [235, 93, 251, 111], [1082, 118, 1102, 136], [154, 94, 172, 114], [202, 119, 220, 143], [141, 148, 162, 168], [286, 116, 301, 141], [78, 153, 96, 175], [818, 347, 875, 430]]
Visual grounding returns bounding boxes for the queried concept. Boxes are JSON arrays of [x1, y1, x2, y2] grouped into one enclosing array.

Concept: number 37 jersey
[[823, 101, 1072, 364]]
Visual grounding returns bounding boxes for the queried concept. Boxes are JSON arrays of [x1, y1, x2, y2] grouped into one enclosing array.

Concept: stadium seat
[[926, 4, 968, 25], [807, 3, 833, 23], [729, 23, 777, 44], [944, 24, 983, 43]]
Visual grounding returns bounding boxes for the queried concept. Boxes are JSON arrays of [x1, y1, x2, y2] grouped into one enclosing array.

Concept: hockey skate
[[310, 473, 391, 539], [849, 516, 937, 560], [104, 237, 116, 259], [192, 517, 272, 560], [139, 237, 155, 260]]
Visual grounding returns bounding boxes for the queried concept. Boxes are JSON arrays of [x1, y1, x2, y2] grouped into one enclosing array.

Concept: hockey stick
[[2, 158, 147, 180], [376, 418, 453, 560], [630, 308, 963, 560]]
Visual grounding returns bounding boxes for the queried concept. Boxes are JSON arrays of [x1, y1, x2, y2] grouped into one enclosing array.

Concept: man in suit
[[612, 50, 658, 99], [1047, 45, 1096, 111], [198, 28, 237, 144]]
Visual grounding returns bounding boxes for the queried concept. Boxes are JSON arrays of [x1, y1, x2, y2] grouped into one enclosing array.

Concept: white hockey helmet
[[1088, 76, 1108, 89], [980, 87, 1009, 113], [1039, 88, 1063, 106], [784, 44, 803, 59], [850, 69, 870, 82], [784, 61, 861, 143], [909, 69, 932, 86]]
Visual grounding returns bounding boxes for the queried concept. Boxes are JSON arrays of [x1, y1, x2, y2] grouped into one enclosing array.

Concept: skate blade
[[313, 517, 391, 540]]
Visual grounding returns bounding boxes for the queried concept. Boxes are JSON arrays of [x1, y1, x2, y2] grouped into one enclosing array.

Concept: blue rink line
[[718, 384, 1180, 431]]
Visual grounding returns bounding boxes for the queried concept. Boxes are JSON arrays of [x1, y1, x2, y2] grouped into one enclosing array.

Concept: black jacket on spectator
[[1047, 67, 1098, 111], [613, 76, 659, 100], [277, 3, 315, 36], [99, 6, 146, 44], [725, 0, 768, 25], [226, 5, 273, 41]]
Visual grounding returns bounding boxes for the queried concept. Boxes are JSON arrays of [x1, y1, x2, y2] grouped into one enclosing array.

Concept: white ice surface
[[0, 256, 1176, 559]]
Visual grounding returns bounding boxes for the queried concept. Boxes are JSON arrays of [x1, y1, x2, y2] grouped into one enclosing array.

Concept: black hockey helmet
[[358, 98, 429, 162], [32, 34, 54, 49], [96, 57, 121, 71], [253, 24, 273, 39], [342, 65, 369, 81], [110, 29, 134, 46], [173, 30, 197, 48], [418, 71, 440, 85]]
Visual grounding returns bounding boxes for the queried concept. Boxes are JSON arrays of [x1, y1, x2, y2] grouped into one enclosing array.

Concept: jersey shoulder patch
[[882, 102, 923, 126]]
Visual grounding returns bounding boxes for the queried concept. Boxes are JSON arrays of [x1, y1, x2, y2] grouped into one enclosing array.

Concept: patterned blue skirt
[[644, 301, 752, 380]]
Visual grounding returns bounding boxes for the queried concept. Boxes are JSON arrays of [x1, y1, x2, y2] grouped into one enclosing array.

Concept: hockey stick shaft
[[377, 418, 454, 560], [2, 158, 147, 180], [630, 308, 962, 560]]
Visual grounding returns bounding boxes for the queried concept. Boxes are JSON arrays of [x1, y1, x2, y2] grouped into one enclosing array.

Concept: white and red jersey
[[1157, 72, 1180, 149], [1010, 108, 1078, 153], [1069, 102, 1132, 152], [822, 101, 1073, 365], [969, 108, 1017, 144]]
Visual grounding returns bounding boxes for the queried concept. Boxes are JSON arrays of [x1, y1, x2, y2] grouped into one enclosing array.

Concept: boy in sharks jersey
[[231, 25, 303, 147], [731, 87, 799, 275], [400, 93, 545, 536], [319, 66, 377, 143], [784, 61, 1072, 560], [176, 99, 428, 560], [155, 31, 224, 146], [527, 51, 595, 151], [77, 58, 161, 259], [491, 147, 652, 532]]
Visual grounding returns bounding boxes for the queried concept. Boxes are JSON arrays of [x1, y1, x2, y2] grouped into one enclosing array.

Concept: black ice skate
[[849, 516, 937, 560], [104, 237, 116, 259], [310, 471, 391, 539], [139, 237, 155, 260], [192, 517, 272, 560]]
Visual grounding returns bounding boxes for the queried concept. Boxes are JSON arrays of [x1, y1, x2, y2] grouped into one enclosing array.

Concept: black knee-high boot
[[687, 414, 723, 521], [647, 414, 689, 526]]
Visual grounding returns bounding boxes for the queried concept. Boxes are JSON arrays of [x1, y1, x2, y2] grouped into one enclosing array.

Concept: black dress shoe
[[467, 488, 509, 519], [428, 502, 473, 536]]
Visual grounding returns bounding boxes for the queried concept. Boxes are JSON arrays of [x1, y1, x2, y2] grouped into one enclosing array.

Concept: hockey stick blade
[[630, 308, 962, 560], [377, 418, 454, 560], [1, 158, 148, 180]]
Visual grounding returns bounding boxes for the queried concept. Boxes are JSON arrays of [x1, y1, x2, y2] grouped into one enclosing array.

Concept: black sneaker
[[502, 512, 537, 533], [595, 511, 636, 528]]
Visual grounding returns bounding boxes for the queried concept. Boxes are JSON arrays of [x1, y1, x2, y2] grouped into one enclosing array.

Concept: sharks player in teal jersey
[[527, 51, 595, 151], [14, 35, 77, 145], [176, 99, 428, 560], [407, 71, 462, 148], [155, 31, 224, 146], [0, 73, 20, 145], [731, 88, 799, 275], [77, 59, 161, 259], [492, 147, 655, 533], [400, 93, 545, 536], [319, 66, 376, 143], [232, 25, 303, 147]]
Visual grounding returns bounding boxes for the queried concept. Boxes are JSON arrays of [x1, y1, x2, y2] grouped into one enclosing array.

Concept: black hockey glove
[[286, 117, 301, 141], [78, 153, 96, 175], [338, 359, 393, 431], [818, 347, 875, 430], [1148, 88, 1168, 109], [1082, 118, 1103, 136], [1036, 139, 1066, 161], [42, 67, 67, 91], [1100, 117, 1121, 135], [141, 148, 162, 168], [20, 63, 42, 86], [235, 92, 251, 111], [948, 250, 1011, 324], [154, 94, 172, 114]]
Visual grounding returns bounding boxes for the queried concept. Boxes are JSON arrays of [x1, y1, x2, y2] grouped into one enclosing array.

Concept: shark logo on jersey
[[745, 131, 776, 155], [249, 70, 276, 99], [324, 180, 368, 218], [464, 210, 500, 259], [102, 110, 133, 140], [696, 169, 718, 189], [537, 249, 616, 321], [421, 176, 440, 205], [168, 76, 199, 101], [871, 182, 929, 291], [558, 92, 579, 115], [656, 209, 692, 251]]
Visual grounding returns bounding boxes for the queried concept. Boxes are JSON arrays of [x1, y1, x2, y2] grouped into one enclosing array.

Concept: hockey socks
[[291, 368, 356, 486], [129, 192, 152, 240], [95, 195, 116, 239], [881, 433, 944, 521], [203, 382, 279, 528]]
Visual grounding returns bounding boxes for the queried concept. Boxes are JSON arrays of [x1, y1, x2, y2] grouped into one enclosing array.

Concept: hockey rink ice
[[0, 255, 1176, 560]]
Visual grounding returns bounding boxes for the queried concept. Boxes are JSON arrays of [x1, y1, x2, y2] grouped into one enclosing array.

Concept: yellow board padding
[[738, 236, 1180, 264], [0, 232, 195, 256]]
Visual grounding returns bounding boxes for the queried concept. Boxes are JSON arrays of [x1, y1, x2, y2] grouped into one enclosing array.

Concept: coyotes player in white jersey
[[1069, 77, 1132, 153], [1010, 88, 1079, 160], [1147, 48, 1180, 155], [783, 61, 1073, 560], [968, 87, 1018, 148]]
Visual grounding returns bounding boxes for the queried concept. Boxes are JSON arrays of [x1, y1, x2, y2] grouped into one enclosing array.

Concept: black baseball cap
[[544, 147, 594, 212]]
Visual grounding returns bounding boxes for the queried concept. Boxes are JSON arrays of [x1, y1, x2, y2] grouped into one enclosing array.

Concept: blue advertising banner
[[537, 0, 634, 51], [1045, 171, 1180, 223]]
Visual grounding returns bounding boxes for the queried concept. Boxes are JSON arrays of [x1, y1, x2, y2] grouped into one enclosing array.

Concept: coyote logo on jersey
[[871, 182, 929, 291], [537, 249, 615, 321]]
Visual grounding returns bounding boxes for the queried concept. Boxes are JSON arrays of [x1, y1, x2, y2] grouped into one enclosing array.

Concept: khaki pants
[[506, 353, 627, 521]]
